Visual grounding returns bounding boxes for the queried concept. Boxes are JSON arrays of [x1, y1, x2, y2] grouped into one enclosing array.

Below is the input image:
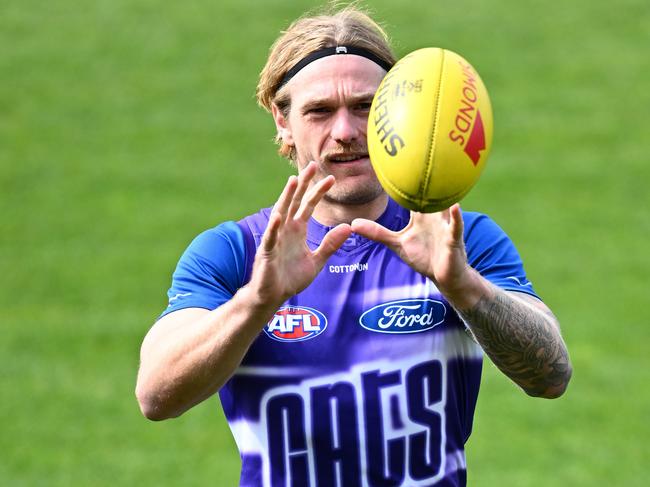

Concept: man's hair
[[256, 4, 396, 160]]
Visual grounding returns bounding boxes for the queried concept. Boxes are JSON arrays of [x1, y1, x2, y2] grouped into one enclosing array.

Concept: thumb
[[351, 218, 398, 249], [313, 223, 352, 267]]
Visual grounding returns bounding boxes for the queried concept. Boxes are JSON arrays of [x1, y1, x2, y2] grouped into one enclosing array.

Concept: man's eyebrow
[[348, 93, 376, 104], [299, 92, 376, 112]]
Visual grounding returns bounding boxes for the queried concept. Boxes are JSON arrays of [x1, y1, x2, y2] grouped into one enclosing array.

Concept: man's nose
[[330, 109, 360, 144]]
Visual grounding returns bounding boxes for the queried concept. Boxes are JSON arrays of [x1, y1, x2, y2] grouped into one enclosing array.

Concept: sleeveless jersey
[[161, 199, 538, 487]]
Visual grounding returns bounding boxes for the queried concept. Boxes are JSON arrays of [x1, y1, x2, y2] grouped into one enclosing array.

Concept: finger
[[261, 210, 282, 252], [351, 218, 399, 249], [409, 210, 433, 227], [294, 175, 335, 222], [273, 175, 299, 223], [288, 161, 317, 217], [413, 207, 449, 234], [440, 206, 451, 224], [421, 206, 450, 223], [449, 203, 464, 243], [313, 223, 352, 267]]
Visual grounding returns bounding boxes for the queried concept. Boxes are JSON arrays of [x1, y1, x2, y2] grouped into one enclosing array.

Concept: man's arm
[[135, 289, 282, 421], [445, 268, 572, 398], [136, 163, 352, 420]]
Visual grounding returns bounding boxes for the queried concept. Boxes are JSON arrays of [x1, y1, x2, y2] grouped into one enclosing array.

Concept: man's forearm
[[136, 285, 282, 420], [445, 271, 572, 398]]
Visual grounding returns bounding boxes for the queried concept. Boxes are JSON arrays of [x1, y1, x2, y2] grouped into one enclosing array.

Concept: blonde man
[[137, 5, 571, 486]]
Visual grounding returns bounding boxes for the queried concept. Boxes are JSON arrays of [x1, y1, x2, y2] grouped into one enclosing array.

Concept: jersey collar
[[306, 198, 408, 250]]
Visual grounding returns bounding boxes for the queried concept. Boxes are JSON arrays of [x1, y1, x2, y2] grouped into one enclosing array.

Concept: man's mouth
[[327, 153, 369, 163]]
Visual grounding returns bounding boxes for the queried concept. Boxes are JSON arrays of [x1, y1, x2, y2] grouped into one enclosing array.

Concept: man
[[136, 6, 572, 486]]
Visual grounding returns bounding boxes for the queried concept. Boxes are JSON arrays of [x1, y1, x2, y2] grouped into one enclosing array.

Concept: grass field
[[2, 0, 649, 485]]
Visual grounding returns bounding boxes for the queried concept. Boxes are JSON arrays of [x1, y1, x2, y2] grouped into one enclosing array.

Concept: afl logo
[[265, 306, 327, 342], [359, 299, 446, 334]]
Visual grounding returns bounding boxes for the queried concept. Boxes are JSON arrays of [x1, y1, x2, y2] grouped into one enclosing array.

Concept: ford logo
[[359, 299, 446, 334]]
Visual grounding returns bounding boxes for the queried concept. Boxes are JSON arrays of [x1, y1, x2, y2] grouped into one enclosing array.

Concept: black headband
[[277, 46, 393, 91]]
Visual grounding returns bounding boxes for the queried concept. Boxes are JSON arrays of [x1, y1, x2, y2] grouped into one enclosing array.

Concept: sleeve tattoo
[[457, 288, 572, 397]]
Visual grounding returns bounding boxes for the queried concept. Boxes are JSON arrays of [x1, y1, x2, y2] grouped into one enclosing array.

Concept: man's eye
[[356, 102, 372, 111], [308, 107, 331, 114]]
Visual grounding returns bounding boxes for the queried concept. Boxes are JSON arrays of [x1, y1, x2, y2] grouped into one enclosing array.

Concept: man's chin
[[323, 180, 385, 206]]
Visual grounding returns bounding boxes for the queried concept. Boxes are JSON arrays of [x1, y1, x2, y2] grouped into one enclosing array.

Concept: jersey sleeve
[[159, 221, 247, 319], [463, 212, 539, 298]]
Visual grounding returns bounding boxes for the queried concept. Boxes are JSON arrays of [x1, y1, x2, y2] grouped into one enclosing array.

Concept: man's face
[[273, 55, 387, 206]]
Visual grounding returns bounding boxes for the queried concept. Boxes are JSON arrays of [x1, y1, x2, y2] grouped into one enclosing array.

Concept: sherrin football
[[367, 48, 493, 212]]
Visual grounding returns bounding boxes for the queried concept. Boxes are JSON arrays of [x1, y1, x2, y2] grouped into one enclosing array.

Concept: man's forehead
[[287, 54, 386, 104]]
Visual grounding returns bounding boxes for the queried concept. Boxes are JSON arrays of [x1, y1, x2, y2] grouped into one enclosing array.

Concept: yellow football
[[367, 47, 493, 212]]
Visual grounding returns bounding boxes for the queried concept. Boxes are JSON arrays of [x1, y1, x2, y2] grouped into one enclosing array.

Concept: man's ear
[[271, 103, 294, 146]]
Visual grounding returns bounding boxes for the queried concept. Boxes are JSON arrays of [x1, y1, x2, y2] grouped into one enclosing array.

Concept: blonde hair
[[256, 4, 396, 160]]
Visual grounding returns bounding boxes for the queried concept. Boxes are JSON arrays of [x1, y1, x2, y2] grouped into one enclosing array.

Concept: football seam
[[419, 48, 445, 209], [377, 169, 469, 208]]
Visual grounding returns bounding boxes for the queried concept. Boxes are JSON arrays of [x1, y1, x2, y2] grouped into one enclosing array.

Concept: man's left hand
[[351, 204, 471, 295]]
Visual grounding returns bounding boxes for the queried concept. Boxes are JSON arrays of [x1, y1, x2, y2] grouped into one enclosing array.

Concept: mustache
[[322, 143, 369, 161]]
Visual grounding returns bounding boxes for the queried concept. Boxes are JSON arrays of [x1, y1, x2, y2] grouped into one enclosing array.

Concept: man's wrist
[[237, 283, 285, 318], [437, 266, 494, 311]]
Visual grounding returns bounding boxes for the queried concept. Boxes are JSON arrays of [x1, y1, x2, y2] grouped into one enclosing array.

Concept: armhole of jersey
[[236, 220, 257, 285]]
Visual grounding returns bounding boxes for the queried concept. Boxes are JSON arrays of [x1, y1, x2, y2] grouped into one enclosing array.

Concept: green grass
[[2, 0, 649, 485]]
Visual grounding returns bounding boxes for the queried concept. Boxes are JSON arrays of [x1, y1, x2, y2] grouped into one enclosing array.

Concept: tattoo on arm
[[457, 289, 571, 397]]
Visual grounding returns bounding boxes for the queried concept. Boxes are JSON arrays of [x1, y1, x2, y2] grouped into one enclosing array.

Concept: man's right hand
[[136, 162, 350, 420], [249, 161, 352, 305]]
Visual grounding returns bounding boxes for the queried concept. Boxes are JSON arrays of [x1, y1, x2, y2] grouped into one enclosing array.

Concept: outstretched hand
[[351, 204, 470, 294], [250, 162, 352, 305]]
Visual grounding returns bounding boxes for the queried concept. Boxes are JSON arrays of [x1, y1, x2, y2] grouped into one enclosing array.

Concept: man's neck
[[311, 193, 389, 226]]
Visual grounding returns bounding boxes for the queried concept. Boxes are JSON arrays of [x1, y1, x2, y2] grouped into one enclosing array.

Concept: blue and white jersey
[[162, 199, 538, 487]]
